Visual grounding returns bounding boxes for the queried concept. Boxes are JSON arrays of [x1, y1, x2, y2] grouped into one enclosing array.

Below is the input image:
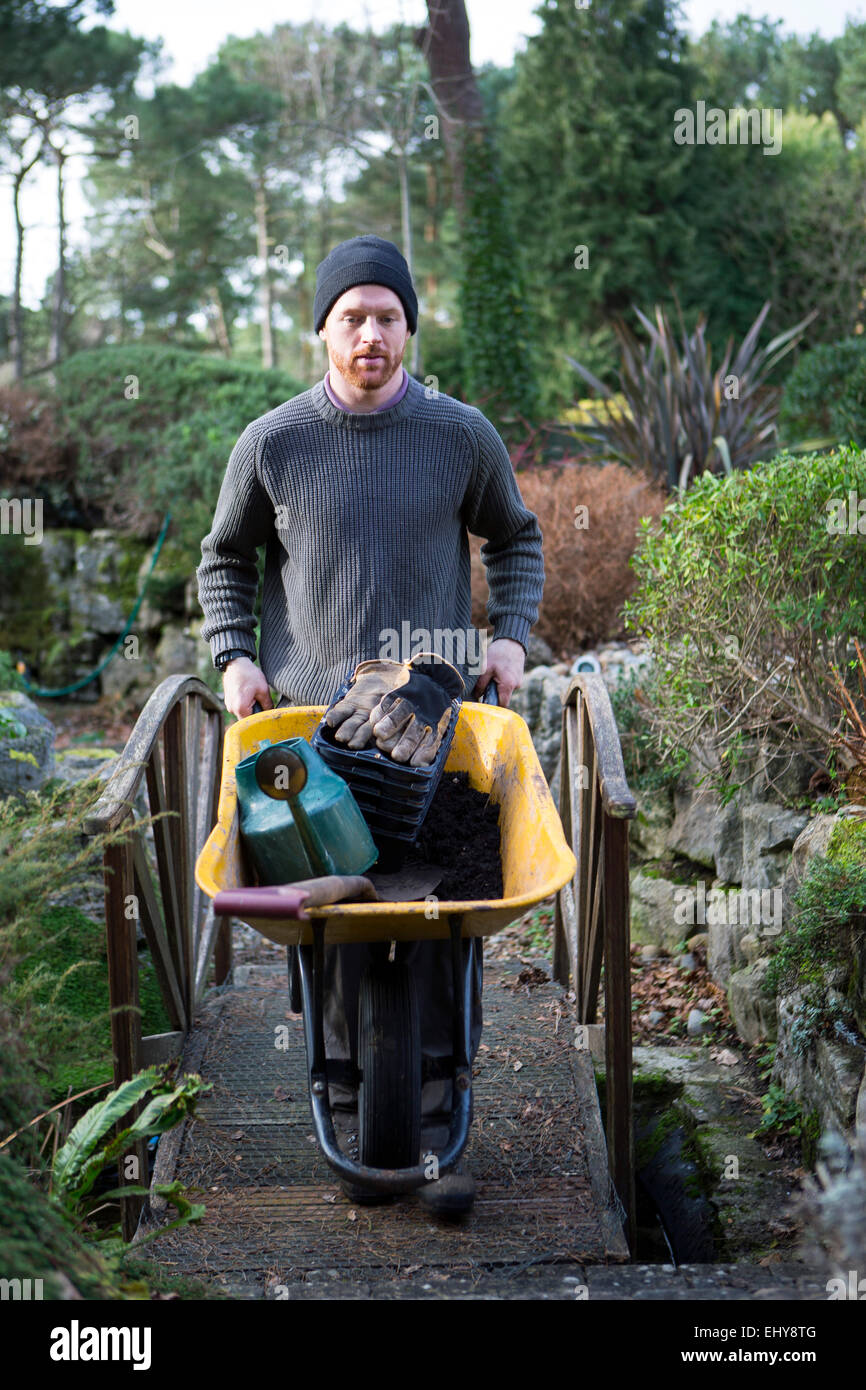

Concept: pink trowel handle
[[213, 875, 378, 920], [213, 885, 311, 919]]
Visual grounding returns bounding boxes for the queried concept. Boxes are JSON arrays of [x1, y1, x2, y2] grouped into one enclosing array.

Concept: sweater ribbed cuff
[[491, 615, 531, 653]]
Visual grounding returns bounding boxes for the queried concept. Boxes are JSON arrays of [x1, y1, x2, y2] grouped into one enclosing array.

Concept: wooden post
[[603, 814, 635, 1249], [102, 838, 147, 1239], [214, 916, 232, 985], [103, 839, 140, 1084]]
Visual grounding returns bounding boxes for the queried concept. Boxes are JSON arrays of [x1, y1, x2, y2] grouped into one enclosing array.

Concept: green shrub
[[625, 445, 866, 790], [12, 904, 170, 1098], [779, 338, 866, 448], [0, 779, 147, 1142], [752, 1084, 819, 1155], [54, 345, 305, 551], [609, 665, 688, 794], [0, 650, 24, 692]]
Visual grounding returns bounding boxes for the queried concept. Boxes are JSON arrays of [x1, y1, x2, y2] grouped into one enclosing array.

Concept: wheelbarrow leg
[[286, 946, 302, 1014], [294, 918, 475, 1196], [442, 912, 474, 1149]]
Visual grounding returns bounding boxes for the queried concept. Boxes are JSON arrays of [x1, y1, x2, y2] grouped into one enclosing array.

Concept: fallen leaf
[[712, 1049, 739, 1067], [513, 1060, 523, 1072], [347, 1209, 357, 1221], [230, 1130, 245, 1140], [323, 1193, 337, 1203]]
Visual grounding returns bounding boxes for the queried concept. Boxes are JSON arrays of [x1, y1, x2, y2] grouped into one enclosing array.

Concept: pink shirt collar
[[323, 366, 409, 413]]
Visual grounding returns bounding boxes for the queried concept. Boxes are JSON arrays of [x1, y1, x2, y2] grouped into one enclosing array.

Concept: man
[[197, 233, 544, 1213]]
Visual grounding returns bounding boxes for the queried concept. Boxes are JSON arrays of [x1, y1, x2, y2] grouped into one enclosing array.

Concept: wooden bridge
[[86, 672, 637, 1292]]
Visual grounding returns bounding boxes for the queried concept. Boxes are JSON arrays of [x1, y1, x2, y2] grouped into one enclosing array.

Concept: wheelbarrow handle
[[479, 677, 499, 705], [213, 875, 379, 920]]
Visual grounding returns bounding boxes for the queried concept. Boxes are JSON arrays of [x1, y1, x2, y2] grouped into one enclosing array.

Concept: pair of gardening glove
[[323, 652, 464, 767]]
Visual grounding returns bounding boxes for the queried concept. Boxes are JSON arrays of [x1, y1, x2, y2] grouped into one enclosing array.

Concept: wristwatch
[[214, 648, 254, 672]]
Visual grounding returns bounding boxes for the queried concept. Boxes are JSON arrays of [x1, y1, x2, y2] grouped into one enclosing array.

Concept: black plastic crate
[[311, 671, 462, 849]]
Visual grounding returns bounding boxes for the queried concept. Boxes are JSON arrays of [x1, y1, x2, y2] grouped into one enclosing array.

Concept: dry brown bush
[[471, 461, 666, 659], [0, 386, 74, 493]]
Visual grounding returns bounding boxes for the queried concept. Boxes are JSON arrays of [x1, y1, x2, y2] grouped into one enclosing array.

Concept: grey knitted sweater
[[197, 373, 544, 705]]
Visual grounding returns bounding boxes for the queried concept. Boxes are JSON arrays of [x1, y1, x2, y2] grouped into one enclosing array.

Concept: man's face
[[319, 285, 410, 390]]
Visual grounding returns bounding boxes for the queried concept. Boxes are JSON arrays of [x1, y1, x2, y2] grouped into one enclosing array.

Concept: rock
[[52, 747, 119, 787], [630, 788, 675, 861], [708, 884, 756, 984], [678, 953, 698, 973], [100, 648, 157, 701], [713, 803, 747, 885], [729, 959, 776, 1044], [68, 531, 140, 636], [740, 803, 810, 892], [525, 632, 555, 670], [780, 814, 838, 924], [816, 1036, 865, 1133], [668, 785, 732, 872], [630, 870, 684, 953], [154, 623, 201, 682], [689, 932, 709, 953], [773, 989, 865, 1137], [595, 642, 652, 692], [739, 932, 762, 964], [648, 1009, 664, 1026], [687, 1008, 711, 1038], [509, 666, 568, 783], [749, 741, 820, 801], [0, 691, 56, 793], [640, 943, 660, 962]]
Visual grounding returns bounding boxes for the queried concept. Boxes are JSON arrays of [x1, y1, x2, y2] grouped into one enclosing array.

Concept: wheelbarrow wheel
[[358, 960, 421, 1169]]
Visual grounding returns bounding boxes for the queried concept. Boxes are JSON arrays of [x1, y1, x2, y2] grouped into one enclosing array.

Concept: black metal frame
[[295, 912, 477, 1194]]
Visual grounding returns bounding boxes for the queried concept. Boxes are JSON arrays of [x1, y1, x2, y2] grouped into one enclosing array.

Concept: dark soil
[[402, 769, 503, 900]]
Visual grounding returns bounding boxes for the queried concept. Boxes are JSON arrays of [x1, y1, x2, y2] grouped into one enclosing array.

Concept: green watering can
[[236, 737, 379, 885]]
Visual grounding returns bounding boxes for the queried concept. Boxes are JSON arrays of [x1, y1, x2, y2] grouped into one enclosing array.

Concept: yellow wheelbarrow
[[195, 694, 576, 1197]]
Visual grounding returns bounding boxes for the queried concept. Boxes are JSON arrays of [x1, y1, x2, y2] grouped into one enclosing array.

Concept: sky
[[3, 0, 864, 310]]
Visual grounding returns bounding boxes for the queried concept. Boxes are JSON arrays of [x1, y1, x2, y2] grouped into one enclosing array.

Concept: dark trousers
[[324, 937, 483, 1115]]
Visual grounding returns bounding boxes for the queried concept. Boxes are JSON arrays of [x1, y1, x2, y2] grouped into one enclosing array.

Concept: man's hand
[[472, 637, 525, 708], [223, 656, 273, 719]]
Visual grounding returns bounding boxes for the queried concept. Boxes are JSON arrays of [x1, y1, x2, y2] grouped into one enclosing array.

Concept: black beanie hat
[[314, 234, 417, 334]]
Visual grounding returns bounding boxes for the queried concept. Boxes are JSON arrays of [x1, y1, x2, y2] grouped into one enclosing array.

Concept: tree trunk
[[10, 149, 41, 380], [209, 286, 232, 357], [395, 146, 420, 375], [424, 162, 439, 303], [48, 143, 67, 366], [255, 172, 275, 370], [417, 0, 485, 221]]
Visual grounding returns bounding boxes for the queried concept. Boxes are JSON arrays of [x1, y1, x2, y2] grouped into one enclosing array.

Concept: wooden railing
[[85, 676, 230, 1233], [553, 673, 636, 1249], [86, 675, 231, 1084]]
